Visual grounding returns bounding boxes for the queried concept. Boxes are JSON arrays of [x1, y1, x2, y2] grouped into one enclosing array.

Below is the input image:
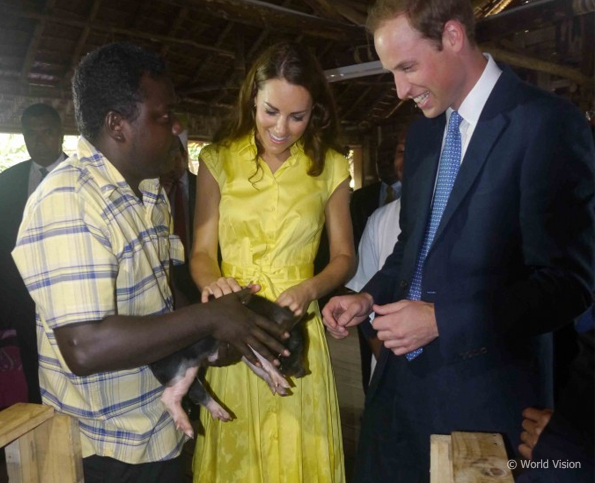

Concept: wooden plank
[[431, 435, 454, 483], [37, 414, 84, 483], [451, 432, 514, 482], [5, 430, 41, 483], [0, 403, 54, 448]]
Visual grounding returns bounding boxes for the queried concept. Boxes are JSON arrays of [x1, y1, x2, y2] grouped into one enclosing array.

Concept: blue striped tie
[[406, 111, 463, 361]]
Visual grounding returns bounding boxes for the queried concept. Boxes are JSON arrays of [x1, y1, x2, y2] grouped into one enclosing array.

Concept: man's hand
[[372, 300, 438, 355], [321, 293, 374, 339], [207, 290, 290, 367], [519, 407, 554, 460]]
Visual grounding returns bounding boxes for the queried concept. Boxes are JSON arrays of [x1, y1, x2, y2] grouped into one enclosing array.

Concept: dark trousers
[[83, 455, 183, 483]]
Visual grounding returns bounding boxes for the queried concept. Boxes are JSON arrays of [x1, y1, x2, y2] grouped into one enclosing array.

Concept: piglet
[[149, 290, 307, 438]]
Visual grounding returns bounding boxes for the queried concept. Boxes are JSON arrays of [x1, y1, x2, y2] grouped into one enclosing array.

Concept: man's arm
[[496, 100, 594, 336], [12, 177, 287, 377], [54, 289, 289, 376]]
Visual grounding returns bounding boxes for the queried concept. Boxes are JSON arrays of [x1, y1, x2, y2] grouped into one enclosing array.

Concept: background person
[[0, 103, 66, 406]]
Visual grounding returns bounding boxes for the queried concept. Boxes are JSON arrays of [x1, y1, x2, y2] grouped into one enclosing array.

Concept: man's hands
[[519, 407, 554, 460], [372, 300, 438, 356], [206, 287, 290, 368], [322, 293, 374, 338], [322, 295, 439, 356]]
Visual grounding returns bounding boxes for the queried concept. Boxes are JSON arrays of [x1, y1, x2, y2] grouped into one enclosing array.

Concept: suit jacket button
[[399, 280, 409, 288]]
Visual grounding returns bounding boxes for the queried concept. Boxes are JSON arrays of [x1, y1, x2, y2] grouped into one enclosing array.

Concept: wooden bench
[[431, 432, 515, 482], [0, 403, 83, 482]]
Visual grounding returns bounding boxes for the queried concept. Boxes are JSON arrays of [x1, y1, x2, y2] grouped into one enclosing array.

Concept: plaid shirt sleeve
[[13, 177, 118, 329]]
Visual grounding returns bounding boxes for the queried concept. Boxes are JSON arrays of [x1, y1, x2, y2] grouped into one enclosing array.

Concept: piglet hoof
[[206, 400, 232, 421], [274, 384, 290, 396], [175, 418, 195, 439]]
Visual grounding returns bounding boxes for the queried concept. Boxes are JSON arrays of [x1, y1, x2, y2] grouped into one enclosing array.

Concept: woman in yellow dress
[[190, 41, 355, 483]]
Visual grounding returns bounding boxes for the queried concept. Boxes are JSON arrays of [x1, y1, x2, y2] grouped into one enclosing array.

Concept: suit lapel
[[12, 161, 32, 214], [429, 69, 518, 251], [405, 117, 445, 265]]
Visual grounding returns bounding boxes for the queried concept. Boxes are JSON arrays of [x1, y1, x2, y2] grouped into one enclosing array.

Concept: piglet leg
[[242, 348, 291, 396], [187, 379, 231, 422], [161, 366, 199, 439]]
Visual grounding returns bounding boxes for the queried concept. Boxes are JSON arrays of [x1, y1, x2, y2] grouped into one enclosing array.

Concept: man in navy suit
[[322, 0, 594, 481], [0, 103, 66, 405]]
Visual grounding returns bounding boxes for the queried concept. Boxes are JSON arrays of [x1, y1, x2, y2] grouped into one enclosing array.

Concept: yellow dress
[[193, 134, 348, 483]]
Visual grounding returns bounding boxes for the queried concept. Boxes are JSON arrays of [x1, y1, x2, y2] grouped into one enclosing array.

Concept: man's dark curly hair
[[72, 42, 167, 142]]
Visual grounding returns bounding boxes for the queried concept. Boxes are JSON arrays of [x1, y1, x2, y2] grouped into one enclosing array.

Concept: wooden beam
[[20, 0, 58, 82], [2, 4, 236, 57], [60, 0, 103, 88], [333, 2, 368, 26], [160, 5, 190, 57], [180, 0, 296, 97], [170, 0, 366, 41], [0, 79, 71, 99], [476, 0, 585, 42], [484, 44, 594, 85], [299, 0, 343, 22]]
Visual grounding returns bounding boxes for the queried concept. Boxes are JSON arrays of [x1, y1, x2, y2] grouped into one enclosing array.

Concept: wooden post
[[431, 434, 454, 483]]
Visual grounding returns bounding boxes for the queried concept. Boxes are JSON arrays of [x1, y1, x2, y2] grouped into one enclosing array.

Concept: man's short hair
[[21, 103, 62, 128], [72, 42, 168, 142], [367, 0, 476, 49]]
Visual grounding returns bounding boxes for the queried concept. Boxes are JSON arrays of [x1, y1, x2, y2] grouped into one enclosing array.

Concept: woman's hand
[[276, 282, 314, 317], [200, 276, 243, 303]]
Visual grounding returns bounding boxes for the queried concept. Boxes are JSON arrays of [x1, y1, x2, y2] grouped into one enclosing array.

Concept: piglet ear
[[237, 287, 253, 305]]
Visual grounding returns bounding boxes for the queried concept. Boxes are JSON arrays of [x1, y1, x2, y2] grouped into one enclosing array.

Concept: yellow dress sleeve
[[324, 149, 350, 197], [199, 143, 226, 187]]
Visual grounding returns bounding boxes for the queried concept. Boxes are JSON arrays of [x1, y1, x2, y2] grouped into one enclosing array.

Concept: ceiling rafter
[[160, 5, 190, 57], [167, 0, 366, 41], [484, 44, 593, 85], [299, 0, 343, 22], [60, 0, 103, 88], [20, 0, 58, 82], [2, 3, 236, 57]]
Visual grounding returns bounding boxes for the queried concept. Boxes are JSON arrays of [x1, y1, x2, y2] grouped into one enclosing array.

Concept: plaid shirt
[[12, 137, 186, 463]]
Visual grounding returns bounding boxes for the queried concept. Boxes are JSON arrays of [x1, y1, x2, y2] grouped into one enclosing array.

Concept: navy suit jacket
[[0, 160, 41, 403], [359, 67, 594, 470]]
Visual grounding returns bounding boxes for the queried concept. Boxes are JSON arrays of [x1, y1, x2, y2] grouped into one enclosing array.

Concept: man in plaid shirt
[[12, 42, 288, 483]]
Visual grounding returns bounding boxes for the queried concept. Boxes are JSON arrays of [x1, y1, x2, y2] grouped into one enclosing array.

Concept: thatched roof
[[0, 0, 592, 141]]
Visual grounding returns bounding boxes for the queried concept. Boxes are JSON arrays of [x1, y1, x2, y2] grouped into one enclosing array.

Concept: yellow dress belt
[[221, 261, 314, 295]]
